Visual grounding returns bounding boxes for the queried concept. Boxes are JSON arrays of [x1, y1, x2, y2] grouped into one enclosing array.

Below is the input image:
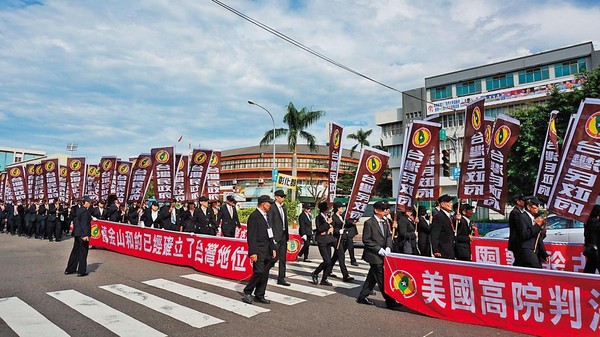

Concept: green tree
[[259, 102, 325, 201], [347, 128, 372, 156], [507, 68, 600, 200]]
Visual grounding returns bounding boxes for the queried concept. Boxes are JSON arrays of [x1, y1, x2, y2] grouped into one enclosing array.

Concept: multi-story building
[[0, 146, 46, 172], [378, 41, 600, 197]]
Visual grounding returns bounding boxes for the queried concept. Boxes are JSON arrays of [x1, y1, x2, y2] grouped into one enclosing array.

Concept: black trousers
[[299, 237, 311, 260], [46, 219, 62, 241], [358, 262, 395, 306], [330, 238, 350, 278], [66, 237, 89, 274], [520, 248, 542, 268], [347, 238, 357, 263], [36, 218, 46, 238], [418, 234, 431, 257], [276, 241, 287, 281], [244, 257, 273, 298], [314, 243, 333, 281], [584, 251, 600, 274]]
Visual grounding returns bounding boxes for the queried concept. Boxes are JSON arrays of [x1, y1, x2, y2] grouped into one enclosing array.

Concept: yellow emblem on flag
[[493, 125, 511, 148], [412, 127, 431, 148], [390, 270, 417, 298], [585, 112, 600, 139], [472, 106, 482, 130], [366, 155, 382, 174]]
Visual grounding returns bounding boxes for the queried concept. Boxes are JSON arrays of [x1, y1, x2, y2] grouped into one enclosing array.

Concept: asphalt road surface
[[0, 233, 528, 337]]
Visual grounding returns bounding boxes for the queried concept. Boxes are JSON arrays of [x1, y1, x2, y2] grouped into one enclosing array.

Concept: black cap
[[258, 195, 273, 205], [513, 193, 524, 201], [151, 201, 158, 207], [82, 196, 92, 203], [438, 194, 453, 203], [302, 203, 312, 209], [318, 201, 330, 213], [198, 196, 209, 202], [461, 203, 474, 211], [333, 201, 344, 209], [373, 201, 386, 210], [274, 190, 286, 197], [525, 196, 541, 206], [418, 208, 427, 216], [226, 195, 237, 203]]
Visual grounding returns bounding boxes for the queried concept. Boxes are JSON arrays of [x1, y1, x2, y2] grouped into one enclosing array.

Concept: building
[[220, 144, 359, 201], [0, 146, 46, 172], [377, 41, 600, 197], [5, 153, 70, 169]]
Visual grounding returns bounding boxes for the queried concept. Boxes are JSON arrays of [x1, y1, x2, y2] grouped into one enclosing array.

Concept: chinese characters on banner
[[67, 158, 86, 201], [478, 115, 520, 213], [418, 114, 442, 201], [7, 165, 27, 203], [534, 111, 561, 202], [479, 115, 495, 200], [327, 122, 344, 205], [173, 155, 189, 203], [344, 147, 390, 222], [115, 161, 132, 203], [204, 151, 221, 201], [59, 166, 67, 203], [84, 164, 98, 202], [99, 157, 117, 202], [275, 173, 297, 190], [34, 164, 45, 201], [25, 164, 35, 201], [384, 253, 600, 337], [126, 154, 153, 203], [43, 159, 60, 201], [458, 99, 487, 200], [228, 224, 302, 262], [397, 121, 440, 212], [188, 149, 213, 201], [151, 147, 175, 202], [90, 220, 253, 281], [0, 172, 5, 201], [548, 98, 600, 222]]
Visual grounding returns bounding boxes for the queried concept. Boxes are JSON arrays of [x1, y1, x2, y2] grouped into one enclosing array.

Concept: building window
[[518, 66, 549, 84], [555, 58, 587, 77], [485, 74, 514, 91], [441, 112, 464, 128], [486, 107, 503, 117], [431, 85, 452, 100], [455, 80, 482, 97]]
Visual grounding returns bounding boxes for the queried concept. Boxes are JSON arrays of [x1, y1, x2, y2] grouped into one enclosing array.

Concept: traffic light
[[442, 149, 450, 177]]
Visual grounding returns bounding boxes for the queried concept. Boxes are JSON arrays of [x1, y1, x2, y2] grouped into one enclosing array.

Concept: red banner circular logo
[[585, 111, 600, 139], [102, 159, 113, 171], [472, 106, 482, 131], [118, 164, 129, 174], [412, 127, 432, 148], [210, 154, 218, 166], [484, 124, 492, 145], [194, 152, 207, 165], [9, 167, 21, 177], [287, 238, 301, 254], [139, 157, 151, 168], [70, 159, 81, 171], [389, 270, 417, 298], [60, 167, 68, 177], [333, 129, 341, 149], [493, 125, 511, 148], [45, 161, 55, 172], [155, 150, 170, 164], [366, 155, 382, 174]]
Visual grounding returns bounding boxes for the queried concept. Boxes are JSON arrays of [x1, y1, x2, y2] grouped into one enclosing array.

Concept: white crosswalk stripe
[[278, 264, 366, 282], [99, 284, 224, 328], [181, 274, 306, 305], [267, 278, 336, 297], [0, 297, 70, 337], [47, 289, 166, 337], [294, 260, 370, 275], [288, 274, 361, 289], [143, 278, 270, 318]]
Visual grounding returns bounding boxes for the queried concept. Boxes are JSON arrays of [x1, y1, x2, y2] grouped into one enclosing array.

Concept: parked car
[[484, 214, 584, 243]]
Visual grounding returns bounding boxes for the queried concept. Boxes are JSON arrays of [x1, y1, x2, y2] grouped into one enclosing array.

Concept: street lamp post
[[248, 100, 276, 195]]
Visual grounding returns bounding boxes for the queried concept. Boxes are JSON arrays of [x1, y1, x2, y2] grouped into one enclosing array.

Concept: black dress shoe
[[254, 297, 271, 304], [311, 273, 318, 284], [351, 262, 359, 266], [342, 276, 355, 282], [277, 280, 291, 286], [76, 272, 89, 277], [242, 294, 253, 304], [319, 280, 332, 286], [329, 273, 338, 278], [356, 297, 375, 305], [64, 271, 76, 275]]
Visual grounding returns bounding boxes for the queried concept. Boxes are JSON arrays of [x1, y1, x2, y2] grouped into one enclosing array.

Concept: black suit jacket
[[362, 216, 393, 265], [518, 211, 543, 250], [92, 207, 108, 220], [47, 203, 59, 222], [454, 217, 471, 260], [298, 212, 313, 237], [197, 207, 217, 235], [72, 206, 91, 237], [141, 209, 163, 228], [267, 202, 289, 243], [507, 206, 523, 252], [246, 208, 276, 260], [430, 210, 456, 259], [218, 204, 240, 233], [127, 205, 140, 225], [315, 213, 335, 245]]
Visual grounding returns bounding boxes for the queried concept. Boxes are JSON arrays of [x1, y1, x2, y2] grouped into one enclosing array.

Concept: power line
[[212, 0, 456, 114]]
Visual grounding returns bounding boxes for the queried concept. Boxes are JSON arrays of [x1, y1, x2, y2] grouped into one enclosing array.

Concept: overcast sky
[[1, 0, 599, 163]]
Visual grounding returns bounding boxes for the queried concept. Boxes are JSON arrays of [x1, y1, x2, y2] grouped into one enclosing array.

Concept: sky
[[0, 0, 599, 163]]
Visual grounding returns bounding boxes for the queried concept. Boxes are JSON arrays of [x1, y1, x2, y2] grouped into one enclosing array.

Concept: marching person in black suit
[[69, 199, 83, 235], [140, 201, 163, 229], [197, 196, 217, 235], [65, 196, 93, 277], [6, 202, 17, 235], [417, 207, 432, 257], [127, 201, 140, 225], [0, 200, 6, 233], [507, 194, 526, 266], [106, 195, 118, 222], [311, 202, 336, 286], [25, 200, 37, 238], [356, 201, 400, 309], [518, 197, 548, 268], [583, 204, 600, 274], [242, 195, 277, 304], [158, 200, 176, 231], [298, 203, 313, 262], [91, 200, 108, 220], [329, 201, 354, 282], [393, 207, 418, 254], [431, 194, 457, 259], [268, 190, 290, 286], [454, 203, 474, 261], [218, 195, 240, 237], [36, 199, 47, 239], [181, 201, 199, 233], [47, 198, 62, 242], [110, 203, 128, 223]]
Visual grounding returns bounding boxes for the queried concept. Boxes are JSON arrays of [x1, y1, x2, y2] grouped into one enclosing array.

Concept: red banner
[[229, 224, 302, 262], [327, 122, 343, 205], [151, 147, 175, 202], [67, 157, 86, 201], [115, 161, 132, 203], [174, 155, 189, 203], [548, 98, 600, 222], [471, 237, 587, 272], [7, 165, 27, 204], [34, 164, 45, 201], [189, 149, 212, 201], [59, 166, 67, 203], [43, 159, 60, 201], [25, 163, 35, 201], [90, 220, 253, 281], [458, 99, 486, 200], [418, 114, 441, 201], [204, 151, 221, 201], [534, 110, 561, 202], [0, 172, 5, 202], [84, 164, 99, 202], [99, 157, 117, 202], [384, 253, 600, 337], [127, 154, 153, 203]]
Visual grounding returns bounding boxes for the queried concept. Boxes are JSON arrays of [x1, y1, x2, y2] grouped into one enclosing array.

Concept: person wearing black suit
[[91, 200, 108, 220], [25, 200, 37, 238], [584, 205, 600, 274], [454, 203, 474, 261], [311, 202, 336, 286], [0, 200, 6, 233], [65, 196, 93, 277], [417, 208, 431, 257], [298, 203, 313, 262], [517, 197, 548, 268], [507, 194, 525, 266], [47, 199, 62, 242], [356, 201, 399, 309], [110, 204, 128, 223], [329, 201, 354, 282], [127, 201, 140, 225], [6, 202, 17, 235], [69, 199, 83, 235], [197, 196, 217, 235], [106, 195, 118, 222], [36, 200, 47, 239], [158, 201, 176, 231], [431, 194, 457, 259], [16, 203, 25, 236], [141, 202, 163, 229], [218, 195, 240, 237], [268, 190, 290, 286], [393, 207, 418, 255], [242, 195, 277, 304], [180, 202, 199, 232]]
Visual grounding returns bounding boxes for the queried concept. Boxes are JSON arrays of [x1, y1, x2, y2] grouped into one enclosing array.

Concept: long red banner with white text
[[384, 253, 600, 337]]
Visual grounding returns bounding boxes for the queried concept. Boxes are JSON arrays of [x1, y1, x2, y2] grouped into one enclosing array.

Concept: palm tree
[[347, 128, 372, 156], [259, 102, 325, 201]]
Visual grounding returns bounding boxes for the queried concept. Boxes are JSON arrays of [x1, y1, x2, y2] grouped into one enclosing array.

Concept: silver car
[[484, 214, 584, 243]]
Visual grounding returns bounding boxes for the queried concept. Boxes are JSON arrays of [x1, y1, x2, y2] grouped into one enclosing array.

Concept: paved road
[[0, 233, 528, 337]]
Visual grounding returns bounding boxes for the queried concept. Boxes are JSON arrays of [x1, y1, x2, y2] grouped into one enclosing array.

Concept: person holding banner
[[583, 205, 600, 274], [517, 197, 549, 268], [35, 199, 47, 239], [181, 201, 199, 233], [197, 196, 217, 235], [393, 207, 418, 255], [47, 198, 61, 242], [65, 196, 92, 277], [141, 201, 163, 229], [242, 195, 277, 304], [268, 190, 291, 286], [329, 201, 354, 282], [417, 207, 431, 257], [311, 201, 335, 286], [25, 200, 37, 238], [356, 201, 400, 309], [297, 203, 313, 262], [454, 203, 474, 261], [508, 194, 526, 266], [218, 195, 240, 237], [431, 194, 457, 259], [127, 201, 140, 225]]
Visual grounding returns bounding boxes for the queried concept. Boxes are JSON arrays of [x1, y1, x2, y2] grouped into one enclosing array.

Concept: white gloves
[[378, 248, 386, 256], [385, 247, 392, 256], [339, 229, 344, 234], [302, 235, 307, 241]]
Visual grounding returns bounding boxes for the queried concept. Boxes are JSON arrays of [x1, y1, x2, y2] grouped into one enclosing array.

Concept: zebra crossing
[[0, 259, 372, 336]]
